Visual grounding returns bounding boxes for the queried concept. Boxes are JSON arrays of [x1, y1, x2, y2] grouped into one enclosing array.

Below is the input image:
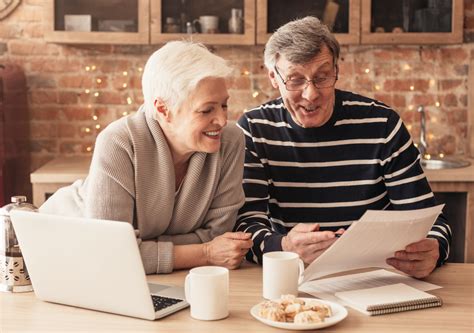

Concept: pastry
[[294, 310, 323, 324]]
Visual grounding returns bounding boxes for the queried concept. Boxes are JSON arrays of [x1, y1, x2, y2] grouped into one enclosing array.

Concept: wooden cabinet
[[424, 162, 474, 264], [256, 0, 360, 45], [45, 0, 464, 46], [361, 0, 464, 44], [30, 156, 90, 207], [150, 0, 255, 45], [45, 0, 149, 44]]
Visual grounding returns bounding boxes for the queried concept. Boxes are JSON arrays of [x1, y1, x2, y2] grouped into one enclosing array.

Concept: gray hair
[[142, 41, 233, 119], [263, 16, 340, 70]]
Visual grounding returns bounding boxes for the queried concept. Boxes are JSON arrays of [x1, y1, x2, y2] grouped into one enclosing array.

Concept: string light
[[408, 105, 414, 111], [80, 61, 141, 155], [403, 64, 411, 71], [374, 84, 381, 91], [409, 85, 414, 91], [364, 68, 370, 74], [252, 91, 260, 98], [435, 101, 440, 107]]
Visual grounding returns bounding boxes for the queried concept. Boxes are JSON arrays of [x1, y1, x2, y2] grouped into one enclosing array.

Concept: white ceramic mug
[[262, 251, 304, 300], [195, 15, 219, 33], [185, 266, 229, 320]]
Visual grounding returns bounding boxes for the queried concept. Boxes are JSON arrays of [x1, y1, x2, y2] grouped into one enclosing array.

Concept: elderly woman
[[41, 41, 252, 274]]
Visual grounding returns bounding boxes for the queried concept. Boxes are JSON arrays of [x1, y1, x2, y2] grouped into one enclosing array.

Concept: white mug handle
[[297, 259, 305, 285], [184, 274, 191, 303]]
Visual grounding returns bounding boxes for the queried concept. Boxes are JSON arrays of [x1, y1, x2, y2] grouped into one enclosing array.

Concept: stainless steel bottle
[[0, 196, 38, 292]]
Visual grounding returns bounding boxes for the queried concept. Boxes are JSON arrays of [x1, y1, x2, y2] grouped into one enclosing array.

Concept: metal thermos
[[0, 196, 38, 292]]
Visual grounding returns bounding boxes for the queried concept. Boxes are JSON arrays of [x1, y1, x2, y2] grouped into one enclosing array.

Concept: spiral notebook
[[335, 283, 442, 316]]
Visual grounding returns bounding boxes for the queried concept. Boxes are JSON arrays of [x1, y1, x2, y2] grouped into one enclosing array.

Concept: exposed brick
[[440, 48, 468, 63], [58, 123, 76, 138], [30, 106, 60, 120], [228, 76, 251, 90], [392, 94, 406, 108], [373, 94, 392, 106], [410, 94, 436, 106], [0, 24, 22, 39], [440, 79, 463, 90], [94, 91, 124, 105], [30, 140, 57, 154], [30, 58, 82, 73], [384, 79, 412, 92], [13, 6, 43, 22], [27, 74, 57, 88], [31, 123, 57, 139], [441, 93, 458, 107], [58, 75, 94, 89], [459, 94, 468, 107], [22, 23, 45, 38], [62, 106, 96, 121], [30, 90, 57, 104], [58, 91, 79, 104], [412, 79, 430, 93]]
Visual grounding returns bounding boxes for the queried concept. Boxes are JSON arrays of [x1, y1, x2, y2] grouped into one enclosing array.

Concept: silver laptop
[[10, 210, 189, 320]]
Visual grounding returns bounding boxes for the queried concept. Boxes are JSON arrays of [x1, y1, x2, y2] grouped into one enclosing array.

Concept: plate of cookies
[[250, 295, 348, 330]]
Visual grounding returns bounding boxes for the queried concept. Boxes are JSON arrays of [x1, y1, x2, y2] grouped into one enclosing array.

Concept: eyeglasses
[[274, 66, 338, 91]]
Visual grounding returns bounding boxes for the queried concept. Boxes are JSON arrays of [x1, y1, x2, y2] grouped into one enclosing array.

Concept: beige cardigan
[[40, 106, 245, 273]]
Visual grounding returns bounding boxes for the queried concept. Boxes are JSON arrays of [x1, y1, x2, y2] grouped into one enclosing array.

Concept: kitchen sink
[[421, 158, 471, 170]]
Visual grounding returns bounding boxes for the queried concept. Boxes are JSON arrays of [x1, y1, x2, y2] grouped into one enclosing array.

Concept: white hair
[[142, 41, 234, 120]]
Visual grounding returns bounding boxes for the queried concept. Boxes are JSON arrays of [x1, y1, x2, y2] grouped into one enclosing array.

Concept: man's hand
[[386, 238, 439, 278], [281, 223, 344, 264], [204, 232, 253, 269]]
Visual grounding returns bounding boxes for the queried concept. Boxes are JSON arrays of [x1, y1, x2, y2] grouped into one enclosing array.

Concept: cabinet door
[[150, 0, 255, 45], [361, 0, 463, 44], [45, 0, 149, 44], [256, 0, 360, 45]]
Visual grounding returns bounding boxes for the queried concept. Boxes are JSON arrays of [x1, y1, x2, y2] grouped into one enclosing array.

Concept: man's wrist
[[281, 235, 289, 251]]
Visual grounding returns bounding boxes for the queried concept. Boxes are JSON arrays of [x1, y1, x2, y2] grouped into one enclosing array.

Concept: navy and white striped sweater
[[235, 89, 451, 266]]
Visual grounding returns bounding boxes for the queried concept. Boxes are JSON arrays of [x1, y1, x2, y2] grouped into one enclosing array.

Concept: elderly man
[[235, 16, 451, 278]]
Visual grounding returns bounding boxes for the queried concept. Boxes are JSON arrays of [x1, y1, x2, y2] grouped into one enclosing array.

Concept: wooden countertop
[[424, 158, 474, 183], [30, 156, 91, 183], [30, 156, 474, 184], [1, 263, 473, 332]]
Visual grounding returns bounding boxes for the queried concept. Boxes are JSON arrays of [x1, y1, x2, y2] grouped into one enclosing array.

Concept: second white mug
[[262, 251, 304, 300], [185, 266, 229, 320]]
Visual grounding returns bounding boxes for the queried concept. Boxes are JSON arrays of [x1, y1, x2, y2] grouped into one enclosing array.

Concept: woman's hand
[[204, 232, 253, 269]]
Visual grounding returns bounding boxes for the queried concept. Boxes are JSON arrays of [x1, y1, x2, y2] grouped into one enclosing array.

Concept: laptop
[[10, 210, 189, 320]]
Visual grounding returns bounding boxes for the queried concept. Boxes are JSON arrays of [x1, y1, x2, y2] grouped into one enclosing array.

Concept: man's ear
[[268, 70, 279, 89], [154, 98, 171, 122]]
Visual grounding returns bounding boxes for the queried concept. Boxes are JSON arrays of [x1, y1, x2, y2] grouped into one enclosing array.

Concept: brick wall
[[0, 0, 473, 172]]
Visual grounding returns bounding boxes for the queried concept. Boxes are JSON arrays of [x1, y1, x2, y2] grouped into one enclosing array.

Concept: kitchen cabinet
[[150, 0, 255, 45], [256, 0, 360, 45], [361, 0, 464, 44], [45, 0, 149, 44], [30, 156, 90, 207], [424, 162, 474, 264], [45, 0, 464, 46]]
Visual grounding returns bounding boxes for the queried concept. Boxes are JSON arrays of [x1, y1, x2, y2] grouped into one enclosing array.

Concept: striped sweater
[[235, 89, 451, 266]]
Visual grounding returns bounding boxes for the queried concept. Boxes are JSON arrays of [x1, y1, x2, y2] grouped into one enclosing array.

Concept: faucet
[[417, 105, 427, 158]]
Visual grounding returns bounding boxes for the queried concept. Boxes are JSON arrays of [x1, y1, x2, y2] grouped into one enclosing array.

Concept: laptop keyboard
[[151, 295, 184, 312]]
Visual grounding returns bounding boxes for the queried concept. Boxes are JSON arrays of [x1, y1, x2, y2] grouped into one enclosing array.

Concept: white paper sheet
[[301, 204, 444, 283], [299, 269, 441, 303]]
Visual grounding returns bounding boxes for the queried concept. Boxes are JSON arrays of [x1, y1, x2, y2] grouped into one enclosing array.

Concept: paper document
[[301, 205, 444, 283], [299, 269, 441, 303]]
